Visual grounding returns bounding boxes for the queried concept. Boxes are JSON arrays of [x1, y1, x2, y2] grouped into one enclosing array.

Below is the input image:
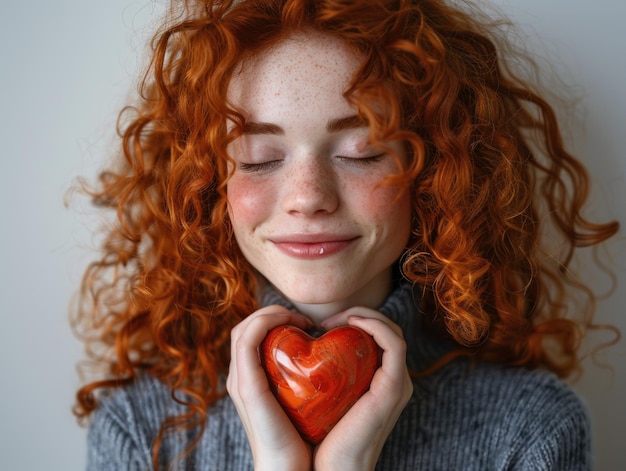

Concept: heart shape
[[260, 325, 381, 444]]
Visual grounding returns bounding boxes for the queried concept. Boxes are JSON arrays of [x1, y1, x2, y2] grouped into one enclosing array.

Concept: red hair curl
[[71, 0, 619, 463]]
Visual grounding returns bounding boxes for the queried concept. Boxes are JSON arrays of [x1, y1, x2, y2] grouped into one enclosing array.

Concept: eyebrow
[[242, 121, 284, 135], [326, 115, 369, 133], [241, 115, 369, 135]]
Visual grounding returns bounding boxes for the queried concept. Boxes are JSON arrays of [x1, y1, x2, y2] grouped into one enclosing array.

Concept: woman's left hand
[[313, 308, 413, 471]]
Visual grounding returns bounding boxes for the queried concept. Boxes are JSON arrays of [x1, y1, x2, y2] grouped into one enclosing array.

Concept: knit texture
[[87, 283, 591, 470]]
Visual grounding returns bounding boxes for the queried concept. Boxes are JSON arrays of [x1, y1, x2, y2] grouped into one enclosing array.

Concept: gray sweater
[[87, 283, 591, 470]]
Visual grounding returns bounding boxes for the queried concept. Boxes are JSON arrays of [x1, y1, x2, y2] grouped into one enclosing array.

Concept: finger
[[230, 308, 312, 397], [231, 306, 311, 367], [346, 315, 405, 352], [320, 306, 399, 333], [345, 316, 411, 396], [232, 304, 311, 338]]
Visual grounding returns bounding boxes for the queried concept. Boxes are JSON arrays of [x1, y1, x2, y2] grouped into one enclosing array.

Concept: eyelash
[[238, 160, 282, 173], [337, 153, 386, 166], [237, 153, 386, 173]]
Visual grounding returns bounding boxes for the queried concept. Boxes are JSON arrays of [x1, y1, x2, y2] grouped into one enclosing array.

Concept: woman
[[73, 0, 619, 469]]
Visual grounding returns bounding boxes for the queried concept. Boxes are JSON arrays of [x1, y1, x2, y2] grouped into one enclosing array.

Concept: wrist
[[254, 450, 312, 471], [313, 454, 376, 471]]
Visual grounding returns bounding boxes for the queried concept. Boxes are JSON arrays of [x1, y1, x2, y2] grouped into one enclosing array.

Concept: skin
[[225, 31, 414, 471]]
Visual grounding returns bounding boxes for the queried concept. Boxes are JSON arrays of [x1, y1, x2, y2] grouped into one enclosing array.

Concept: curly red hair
[[72, 0, 619, 463]]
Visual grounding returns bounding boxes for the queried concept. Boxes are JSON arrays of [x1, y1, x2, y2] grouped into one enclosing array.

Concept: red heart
[[260, 325, 381, 444]]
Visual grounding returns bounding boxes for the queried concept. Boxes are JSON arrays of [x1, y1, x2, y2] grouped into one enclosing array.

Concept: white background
[[0, 1, 624, 469]]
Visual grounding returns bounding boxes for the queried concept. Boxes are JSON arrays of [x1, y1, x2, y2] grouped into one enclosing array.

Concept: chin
[[272, 281, 349, 306], [282, 290, 340, 305]]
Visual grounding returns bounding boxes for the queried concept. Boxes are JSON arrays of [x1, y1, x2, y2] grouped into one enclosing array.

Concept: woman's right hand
[[226, 305, 313, 471]]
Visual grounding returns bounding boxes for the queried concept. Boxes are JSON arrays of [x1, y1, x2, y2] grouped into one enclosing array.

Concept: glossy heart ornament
[[260, 325, 381, 444]]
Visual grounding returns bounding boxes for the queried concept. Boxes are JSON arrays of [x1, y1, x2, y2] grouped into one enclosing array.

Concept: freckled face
[[226, 32, 412, 316]]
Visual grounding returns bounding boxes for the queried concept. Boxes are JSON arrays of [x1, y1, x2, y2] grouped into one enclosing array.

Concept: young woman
[[72, 0, 619, 469]]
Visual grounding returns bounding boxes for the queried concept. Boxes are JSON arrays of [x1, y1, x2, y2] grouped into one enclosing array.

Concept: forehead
[[227, 32, 362, 118]]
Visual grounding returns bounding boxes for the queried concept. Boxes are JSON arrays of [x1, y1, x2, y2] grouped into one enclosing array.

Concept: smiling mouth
[[271, 237, 359, 258]]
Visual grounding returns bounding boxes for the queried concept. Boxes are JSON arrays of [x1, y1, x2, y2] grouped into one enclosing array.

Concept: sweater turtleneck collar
[[258, 281, 453, 372]]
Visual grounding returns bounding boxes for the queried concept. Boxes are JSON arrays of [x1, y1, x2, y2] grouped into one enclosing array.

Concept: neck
[[270, 270, 393, 330]]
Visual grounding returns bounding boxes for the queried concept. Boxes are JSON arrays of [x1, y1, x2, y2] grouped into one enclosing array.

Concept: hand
[[313, 308, 413, 471], [226, 305, 313, 471]]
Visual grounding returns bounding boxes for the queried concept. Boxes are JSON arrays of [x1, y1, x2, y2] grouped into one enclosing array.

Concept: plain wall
[[0, 1, 624, 469]]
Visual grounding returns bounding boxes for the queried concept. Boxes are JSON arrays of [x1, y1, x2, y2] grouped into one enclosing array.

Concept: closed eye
[[336, 153, 386, 166], [238, 160, 283, 173]]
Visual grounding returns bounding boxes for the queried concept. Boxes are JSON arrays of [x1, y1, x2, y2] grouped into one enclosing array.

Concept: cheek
[[227, 175, 272, 232], [363, 183, 412, 229]]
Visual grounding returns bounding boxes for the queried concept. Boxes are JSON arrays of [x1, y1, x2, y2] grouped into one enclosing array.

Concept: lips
[[270, 234, 359, 258]]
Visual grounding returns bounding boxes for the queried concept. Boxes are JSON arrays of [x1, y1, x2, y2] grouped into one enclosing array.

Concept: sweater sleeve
[[86, 389, 154, 471], [508, 380, 592, 471]]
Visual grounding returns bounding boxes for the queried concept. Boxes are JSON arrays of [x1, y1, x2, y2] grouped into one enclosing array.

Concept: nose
[[281, 156, 339, 216]]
